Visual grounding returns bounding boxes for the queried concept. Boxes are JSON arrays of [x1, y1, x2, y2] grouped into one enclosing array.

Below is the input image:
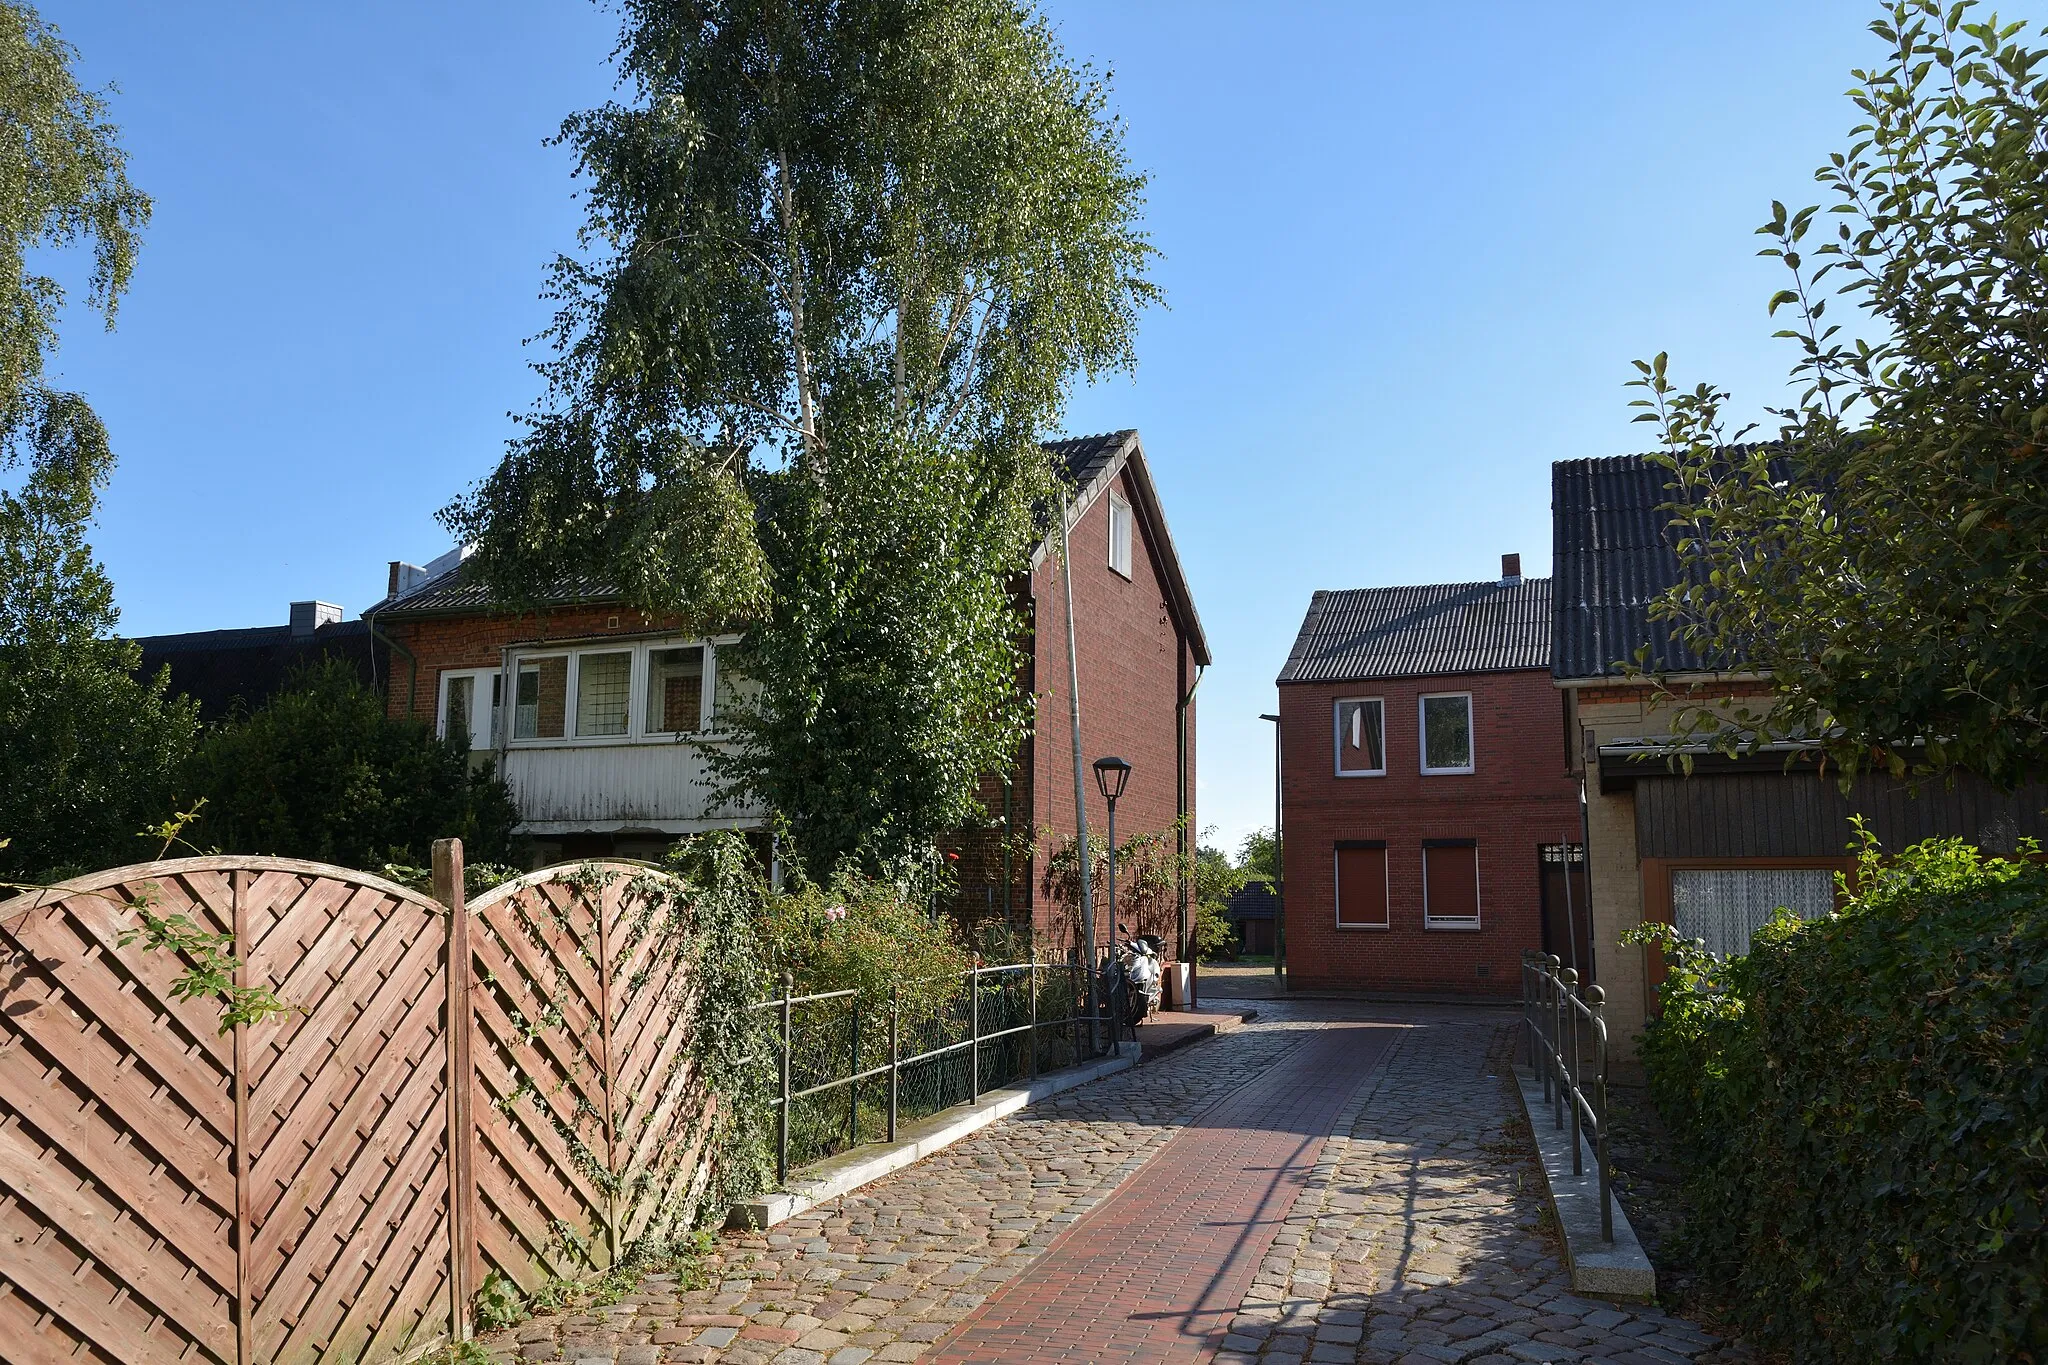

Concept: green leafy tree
[[1631, 0, 2048, 788], [1237, 826, 1282, 888], [1191, 838, 1244, 960], [0, 3, 197, 880], [185, 662, 520, 870], [441, 0, 1157, 874]]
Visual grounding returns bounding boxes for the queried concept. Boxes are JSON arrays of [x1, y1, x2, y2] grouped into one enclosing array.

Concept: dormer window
[[1108, 491, 1133, 578]]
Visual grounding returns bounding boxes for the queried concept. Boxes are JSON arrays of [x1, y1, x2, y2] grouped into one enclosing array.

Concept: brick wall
[[1279, 668, 1578, 997], [1029, 467, 1196, 964], [380, 605, 689, 722]]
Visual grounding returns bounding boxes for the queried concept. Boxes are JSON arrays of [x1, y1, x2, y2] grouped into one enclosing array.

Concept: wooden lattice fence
[[0, 845, 712, 1365]]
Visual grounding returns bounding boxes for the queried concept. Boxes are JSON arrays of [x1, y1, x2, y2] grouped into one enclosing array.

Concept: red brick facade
[[1278, 668, 1578, 997], [378, 456, 1204, 964]]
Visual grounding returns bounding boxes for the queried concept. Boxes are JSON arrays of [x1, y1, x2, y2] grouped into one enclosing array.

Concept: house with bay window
[[1552, 454, 2048, 1053], [1275, 555, 1584, 998], [368, 431, 1211, 959]]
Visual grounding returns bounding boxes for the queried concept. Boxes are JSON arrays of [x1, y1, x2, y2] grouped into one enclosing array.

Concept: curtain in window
[[1670, 867, 1836, 957], [443, 675, 473, 748]]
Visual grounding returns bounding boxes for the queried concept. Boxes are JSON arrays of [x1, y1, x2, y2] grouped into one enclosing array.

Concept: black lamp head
[[1092, 754, 1132, 802]]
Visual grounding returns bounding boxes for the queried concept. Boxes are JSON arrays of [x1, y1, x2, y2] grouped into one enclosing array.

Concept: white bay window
[[504, 636, 742, 748]]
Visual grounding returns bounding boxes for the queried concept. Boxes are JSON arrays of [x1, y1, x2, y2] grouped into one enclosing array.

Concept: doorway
[[1537, 843, 1593, 982]]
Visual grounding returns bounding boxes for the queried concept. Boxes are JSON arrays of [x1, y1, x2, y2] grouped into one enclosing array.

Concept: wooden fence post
[[434, 838, 476, 1344], [232, 869, 254, 1365]]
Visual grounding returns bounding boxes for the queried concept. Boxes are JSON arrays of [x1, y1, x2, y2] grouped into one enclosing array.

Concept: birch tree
[[444, 0, 1157, 871]]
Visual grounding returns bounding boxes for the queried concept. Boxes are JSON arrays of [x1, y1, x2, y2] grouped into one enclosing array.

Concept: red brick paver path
[[929, 1021, 1398, 1364]]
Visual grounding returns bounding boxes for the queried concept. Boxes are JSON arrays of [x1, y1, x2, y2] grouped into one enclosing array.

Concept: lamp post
[[1093, 756, 1131, 1027], [1260, 713, 1283, 981]]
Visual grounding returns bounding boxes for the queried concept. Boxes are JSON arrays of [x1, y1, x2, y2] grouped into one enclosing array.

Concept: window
[[1423, 839, 1480, 928], [1671, 867, 1837, 957], [514, 656, 568, 740], [1419, 693, 1474, 774], [646, 645, 706, 734], [1334, 698, 1385, 776], [1335, 842, 1389, 928], [574, 650, 633, 737], [712, 645, 761, 727], [1107, 491, 1133, 578], [438, 670, 501, 750]]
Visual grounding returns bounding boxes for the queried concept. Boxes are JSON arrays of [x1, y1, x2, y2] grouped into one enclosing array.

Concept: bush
[[185, 660, 520, 869], [1628, 830, 2048, 1361], [757, 869, 970, 1023]]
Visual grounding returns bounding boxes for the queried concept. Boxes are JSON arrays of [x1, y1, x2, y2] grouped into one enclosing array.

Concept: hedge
[[1628, 829, 2048, 1361]]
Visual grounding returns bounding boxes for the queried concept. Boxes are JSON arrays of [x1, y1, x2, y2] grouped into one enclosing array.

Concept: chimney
[[388, 560, 403, 597], [1500, 553, 1522, 585], [290, 601, 344, 639]]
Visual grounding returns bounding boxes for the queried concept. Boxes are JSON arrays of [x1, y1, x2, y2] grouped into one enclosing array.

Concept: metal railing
[[753, 959, 1117, 1184], [1521, 950, 1614, 1241]]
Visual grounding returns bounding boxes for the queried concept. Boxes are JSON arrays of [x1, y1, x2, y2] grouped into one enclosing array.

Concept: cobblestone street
[[477, 1004, 1750, 1364]]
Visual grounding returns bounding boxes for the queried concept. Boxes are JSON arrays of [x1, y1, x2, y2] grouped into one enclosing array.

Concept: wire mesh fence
[[756, 960, 1116, 1181]]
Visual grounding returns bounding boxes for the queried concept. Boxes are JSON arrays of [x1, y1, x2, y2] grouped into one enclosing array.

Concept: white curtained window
[[1670, 867, 1837, 957]]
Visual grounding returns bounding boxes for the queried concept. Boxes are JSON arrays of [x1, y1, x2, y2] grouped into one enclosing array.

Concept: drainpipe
[[365, 609, 417, 718], [1058, 509, 1099, 1054], [1175, 658, 1205, 985]]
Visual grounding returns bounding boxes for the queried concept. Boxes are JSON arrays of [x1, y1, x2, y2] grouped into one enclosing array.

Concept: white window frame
[[1333, 697, 1386, 777], [436, 668, 501, 751], [1422, 840, 1482, 930], [1418, 691, 1476, 775], [504, 635, 736, 748], [1107, 491, 1133, 579], [1333, 841, 1390, 930]]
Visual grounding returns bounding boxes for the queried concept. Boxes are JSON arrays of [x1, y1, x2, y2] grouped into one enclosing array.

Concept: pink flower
[[824, 904, 848, 922]]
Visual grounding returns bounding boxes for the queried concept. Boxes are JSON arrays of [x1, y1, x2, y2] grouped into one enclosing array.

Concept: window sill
[[1335, 922, 1391, 931], [1423, 920, 1482, 931], [1334, 769, 1387, 779], [1420, 766, 1475, 777]]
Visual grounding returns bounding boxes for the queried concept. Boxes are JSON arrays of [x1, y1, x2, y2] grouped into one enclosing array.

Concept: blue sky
[[43, 0, 1912, 853]]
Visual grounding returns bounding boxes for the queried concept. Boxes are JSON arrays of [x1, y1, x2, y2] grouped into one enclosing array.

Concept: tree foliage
[[442, 0, 1156, 873], [1631, 0, 2048, 788], [1625, 832, 2048, 1361], [184, 662, 520, 870], [0, 4, 196, 880]]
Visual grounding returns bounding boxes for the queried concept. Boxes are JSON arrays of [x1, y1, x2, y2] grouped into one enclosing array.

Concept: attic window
[[1420, 693, 1474, 774], [1334, 698, 1385, 776], [1107, 491, 1132, 579]]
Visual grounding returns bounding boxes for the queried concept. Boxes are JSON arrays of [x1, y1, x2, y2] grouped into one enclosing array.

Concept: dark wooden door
[[1538, 845, 1593, 982]]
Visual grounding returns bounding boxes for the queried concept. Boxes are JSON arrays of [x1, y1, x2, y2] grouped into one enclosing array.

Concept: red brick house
[[367, 430, 1210, 959], [1275, 556, 1583, 997]]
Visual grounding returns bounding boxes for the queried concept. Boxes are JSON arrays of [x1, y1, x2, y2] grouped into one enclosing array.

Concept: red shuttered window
[[1423, 840, 1480, 928], [1335, 842, 1389, 929]]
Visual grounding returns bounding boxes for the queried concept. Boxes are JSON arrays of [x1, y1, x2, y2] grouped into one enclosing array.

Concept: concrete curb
[[1512, 1063, 1658, 1301], [733, 1043, 1143, 1229], [1136, 1008, 1259, 1061]]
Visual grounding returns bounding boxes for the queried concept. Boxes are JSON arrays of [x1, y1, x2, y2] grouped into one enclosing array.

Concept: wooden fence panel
[[467, 869, 614, 1295], [0, 867, 241, 1365], [236, 866, 454, 1365], [0, 852, 713, 1364]]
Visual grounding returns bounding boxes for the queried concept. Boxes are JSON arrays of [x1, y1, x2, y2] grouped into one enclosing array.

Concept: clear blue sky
[[42, 0, 1926, 853]]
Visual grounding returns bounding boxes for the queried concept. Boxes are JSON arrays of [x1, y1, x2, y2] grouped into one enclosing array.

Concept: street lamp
[[1092, 757, 1132, 1004]]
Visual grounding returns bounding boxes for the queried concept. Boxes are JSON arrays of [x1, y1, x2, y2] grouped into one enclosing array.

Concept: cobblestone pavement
[[474, 1003, 1751, 1365]]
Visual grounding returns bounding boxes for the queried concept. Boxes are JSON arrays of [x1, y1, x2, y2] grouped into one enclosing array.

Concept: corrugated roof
[[1044, 430, 1134, 493], [1551, 454, 1714, 680], [1277, 578, 1551, 685]]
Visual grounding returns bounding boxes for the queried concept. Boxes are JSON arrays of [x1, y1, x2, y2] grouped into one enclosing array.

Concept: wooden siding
[[502, 742, 764, 830], [1634, 770, 2048, 860]]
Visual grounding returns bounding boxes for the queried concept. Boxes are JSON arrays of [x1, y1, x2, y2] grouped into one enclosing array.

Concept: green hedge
[[1628, 831, 2048, 1361]]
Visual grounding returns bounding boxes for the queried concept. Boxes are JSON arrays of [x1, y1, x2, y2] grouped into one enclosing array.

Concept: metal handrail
[[760, 957, 1110, 1183], [1521, 950, 1614, 1241]]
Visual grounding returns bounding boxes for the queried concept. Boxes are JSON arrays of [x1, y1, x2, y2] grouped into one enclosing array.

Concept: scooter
[[1101, 926, 1164, 1036]]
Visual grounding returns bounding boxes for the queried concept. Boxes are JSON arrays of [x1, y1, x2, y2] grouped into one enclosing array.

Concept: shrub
[[1629, 830, 2048, 1361], [757, 869, 970, 1023], [185, 660, 520, 868]]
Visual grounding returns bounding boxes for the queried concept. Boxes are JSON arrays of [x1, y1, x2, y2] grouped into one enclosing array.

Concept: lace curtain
[[1670, 867, 1837, 958]]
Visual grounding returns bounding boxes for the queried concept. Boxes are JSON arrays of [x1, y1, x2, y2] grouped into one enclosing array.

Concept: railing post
[[888, 984, 900, 1144], [778, 971, 792, 1186], [1589, 984, 1613, 1241], [1070, 957, 1082, 1066], [1546, 954, 1564, 1130], [1561, 966, 1582, 1176], [1027, 961, 1039, 1080], [433, 838, 474, 1344], [969, 961, 981, 1105], [849, 994, 861, 1150]]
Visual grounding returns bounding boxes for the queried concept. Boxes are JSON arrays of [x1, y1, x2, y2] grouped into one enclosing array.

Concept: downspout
[[366, 609, 417, 719], [1058, 509, 1100, 1054], [1175, 659, 1206, 970]]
